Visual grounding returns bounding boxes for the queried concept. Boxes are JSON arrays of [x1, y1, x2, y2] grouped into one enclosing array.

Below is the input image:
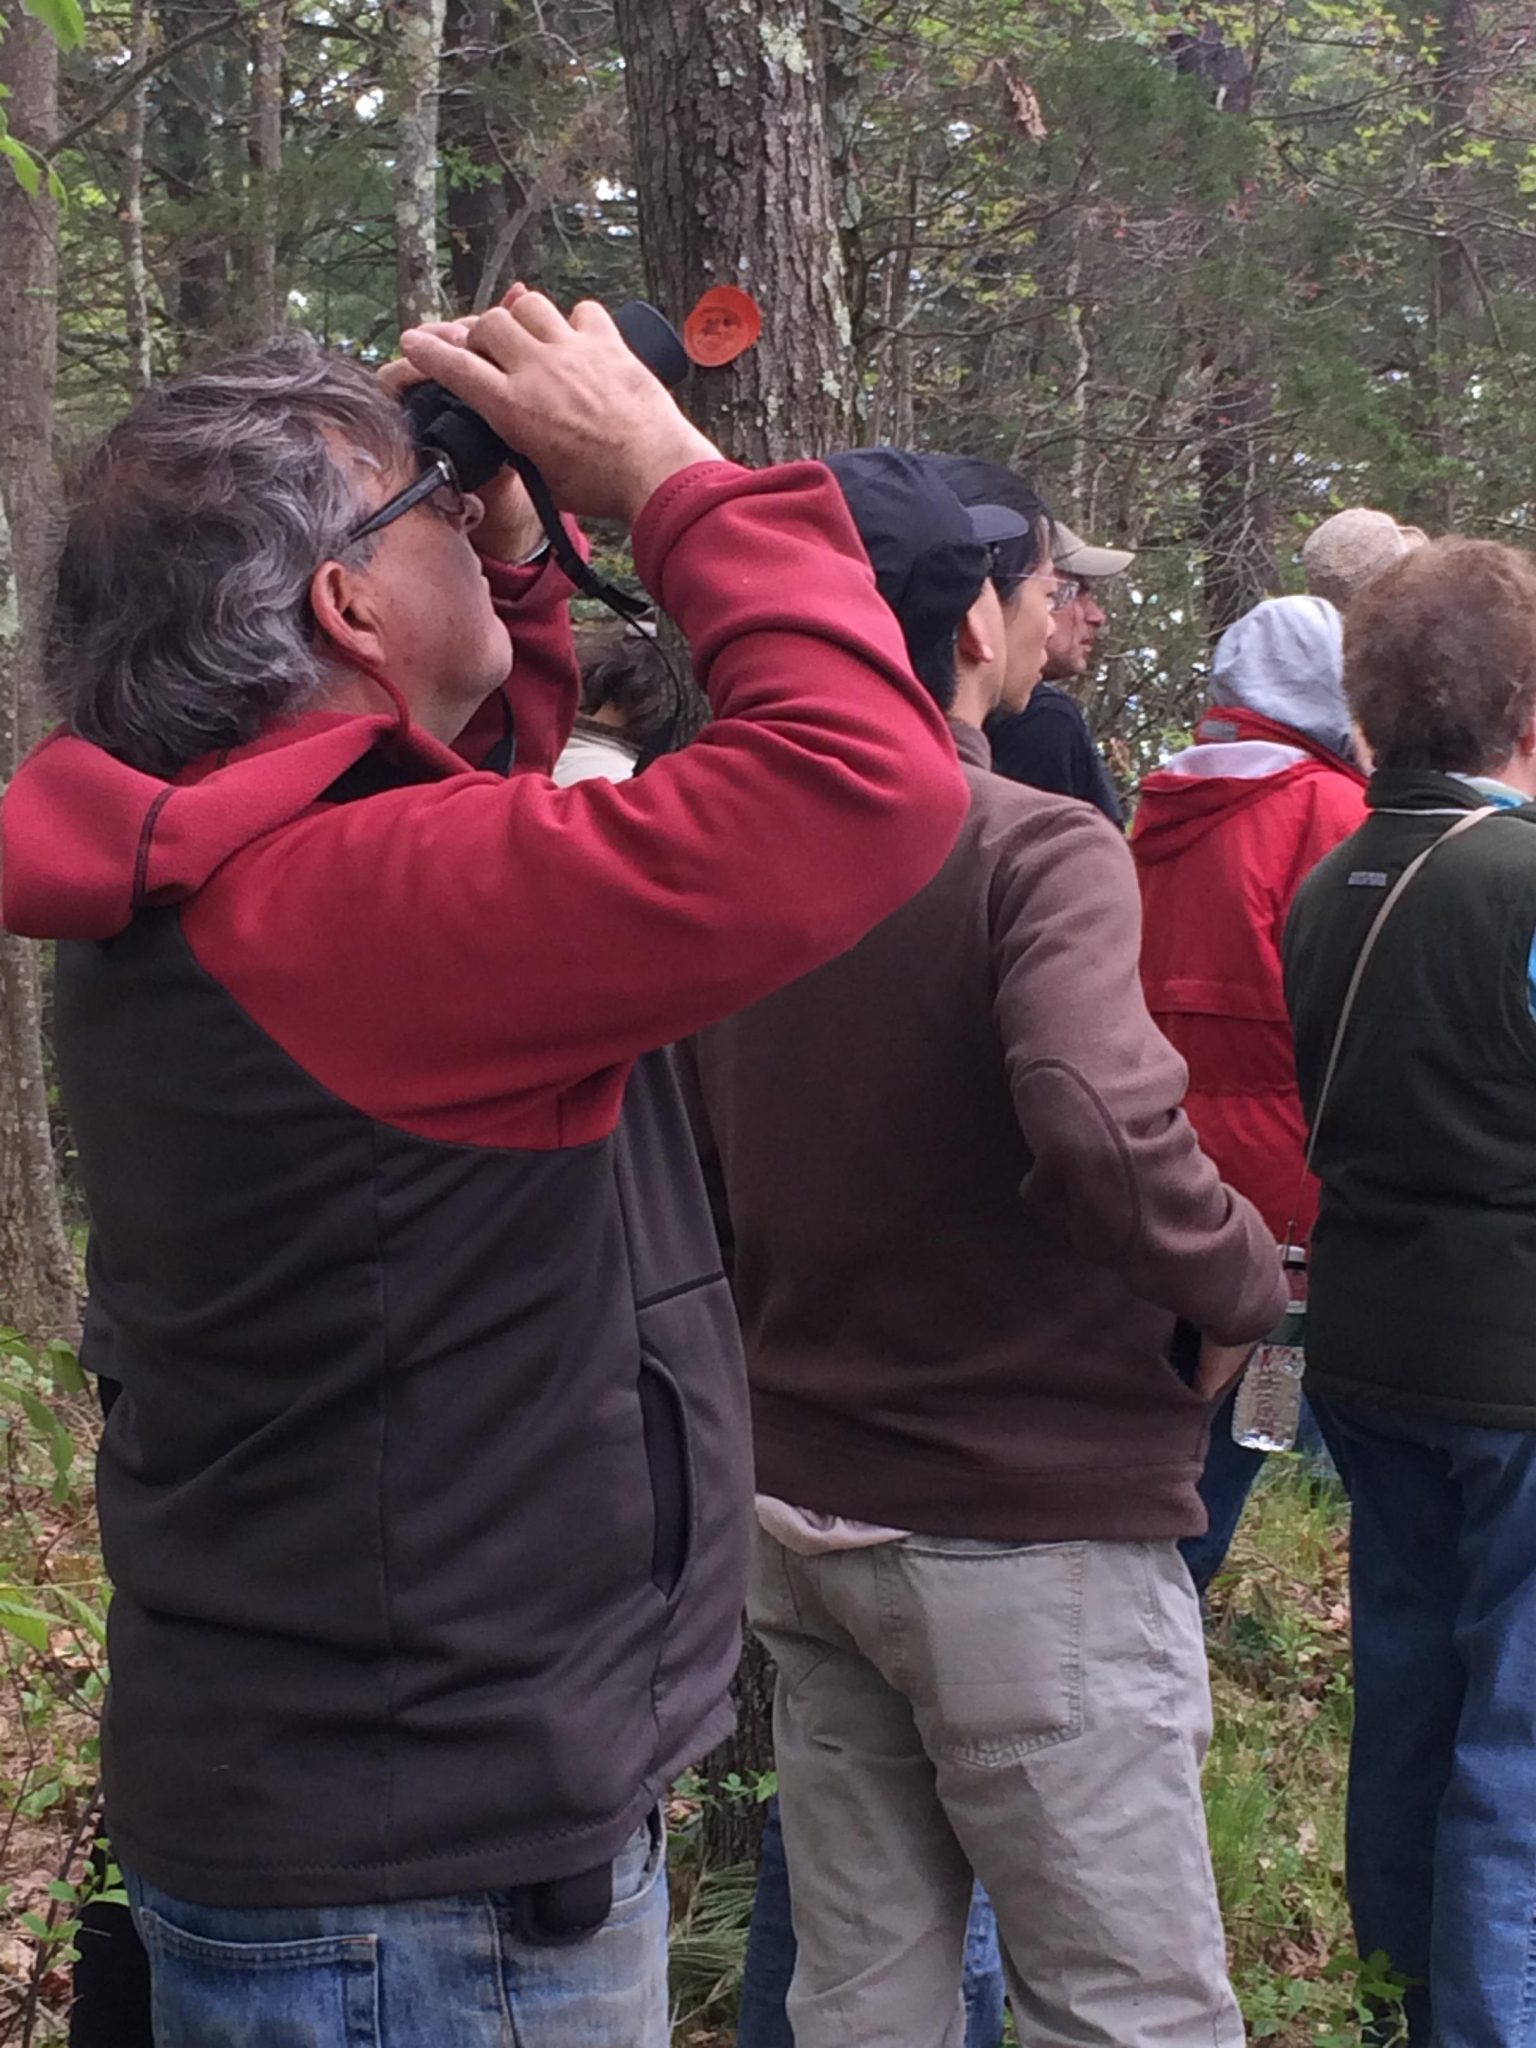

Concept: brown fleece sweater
[[693, 720, 1287, 1542]]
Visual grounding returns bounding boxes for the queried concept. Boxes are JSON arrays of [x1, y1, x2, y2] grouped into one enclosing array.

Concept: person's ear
[[310, 557, 391, 674], [957, 585, 1002, 668]]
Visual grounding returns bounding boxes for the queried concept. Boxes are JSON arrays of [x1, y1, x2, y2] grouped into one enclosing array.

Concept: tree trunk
[[613, 0, 854, 463], [1172, 24, 1277, 632], [0, 4, 58, 758], [441, 0, 546, 315], [392, 0, 447, 331], [867, 137, 915, 449], [614, 0, 852, 1871], [443, 0, 504, 311], [1426, 0, 1478, 529], [1198, 361, 1276, 633], [0, 6, 76, 1342], [695, 1631, 777, 1871], [0, 923, 75, 1342], [155, 0, 230, 356], [245, 0, 285, 342], [119, 0, 155, 390], [1063, 233, 1092, 523]]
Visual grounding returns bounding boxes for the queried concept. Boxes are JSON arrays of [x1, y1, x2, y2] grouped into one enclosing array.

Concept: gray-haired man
[[0, 299, 967, 2047]]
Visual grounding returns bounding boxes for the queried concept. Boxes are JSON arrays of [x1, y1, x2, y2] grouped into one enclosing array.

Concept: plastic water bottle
[[1232, 1245, 1307, 1453]]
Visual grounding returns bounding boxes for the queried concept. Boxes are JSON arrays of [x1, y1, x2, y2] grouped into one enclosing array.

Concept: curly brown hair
[[1345, 537, 1536, 775]]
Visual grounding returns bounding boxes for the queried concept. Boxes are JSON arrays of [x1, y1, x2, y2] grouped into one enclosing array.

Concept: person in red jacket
[[1132, 594, 1367, 1593], [1, 297, 967, 2048]]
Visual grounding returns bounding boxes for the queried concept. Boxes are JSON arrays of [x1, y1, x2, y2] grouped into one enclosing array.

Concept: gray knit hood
[[1210, 595, 1352, 760]]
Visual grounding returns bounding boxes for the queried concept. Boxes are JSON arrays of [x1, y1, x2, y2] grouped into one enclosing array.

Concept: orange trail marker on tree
[[683, 285, 762, 367]]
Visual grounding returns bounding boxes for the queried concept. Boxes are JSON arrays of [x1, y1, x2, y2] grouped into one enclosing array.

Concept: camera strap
[[511, 451, 651, 623]]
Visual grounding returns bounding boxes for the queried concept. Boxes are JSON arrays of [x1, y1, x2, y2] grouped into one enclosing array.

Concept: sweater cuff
[[478, 521, 585, 611]]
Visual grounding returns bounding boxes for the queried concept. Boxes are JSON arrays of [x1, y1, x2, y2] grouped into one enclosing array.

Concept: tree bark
[[155, 0, 230, 355], [1198, 361, 1276, 634], [0, 5, 76, 1342], [119, 0, 155, 389], [441, 0, 547, 315], [614, 0, 853, 1871], [1426, 0, 1478, 529], [392, 0, 447, 331], [0, 4, 58, 755], [1172, 24, 1277, 632], [613, 0, 854, 462], [695, 1631, 777, 1871], [0, 924, 75, 1343], [867, 136, 915, 449], [245, 0, 285, 342]]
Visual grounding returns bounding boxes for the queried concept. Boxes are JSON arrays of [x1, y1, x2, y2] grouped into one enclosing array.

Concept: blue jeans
[[735, 1796, 1004, 2048], [1180, 1388, 1331, 1600], [1179, 1383, 1268, 1599], [1312, 1396, 1536, 2048], [123, 1817, 667, 2048]]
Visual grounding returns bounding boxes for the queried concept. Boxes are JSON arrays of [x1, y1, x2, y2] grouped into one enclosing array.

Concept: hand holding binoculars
[[399, 300, 692, 621]]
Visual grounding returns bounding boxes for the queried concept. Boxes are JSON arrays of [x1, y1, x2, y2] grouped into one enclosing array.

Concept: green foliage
[[0, 128, 41, 196], [0, 0, 79, 205], [17, 0, 85, 54], [668, 1858, 757, 2036], [1203, 1464, 1410, 2046], [0, 1331, 110, 2043], [30, 0, 1536, 713]]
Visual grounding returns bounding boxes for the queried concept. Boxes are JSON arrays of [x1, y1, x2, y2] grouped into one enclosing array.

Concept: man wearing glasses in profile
[[0, 293, 969, 2047], [934, 460, 1133, 825]]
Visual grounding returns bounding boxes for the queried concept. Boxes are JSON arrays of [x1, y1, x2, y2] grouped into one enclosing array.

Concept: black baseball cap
[[825, 448, 1035, 676]]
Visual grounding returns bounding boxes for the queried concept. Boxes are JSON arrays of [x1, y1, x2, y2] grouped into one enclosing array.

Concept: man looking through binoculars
[[0, 289, 969, 2048]]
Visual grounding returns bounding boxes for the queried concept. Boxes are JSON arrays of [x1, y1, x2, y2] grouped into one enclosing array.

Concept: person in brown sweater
[[692, 448, 1285, 2048]]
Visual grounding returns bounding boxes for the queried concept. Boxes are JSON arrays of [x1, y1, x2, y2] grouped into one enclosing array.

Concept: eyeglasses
[[346, 453, 468, 545], [1047, 576, 1081, 614]]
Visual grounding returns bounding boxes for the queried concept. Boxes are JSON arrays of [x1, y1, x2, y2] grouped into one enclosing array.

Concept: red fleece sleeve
[[185, 460, 968, 1148], [452, 521, 588, 775]]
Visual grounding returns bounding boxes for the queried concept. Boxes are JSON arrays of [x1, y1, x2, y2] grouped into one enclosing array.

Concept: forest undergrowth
[[0, 1336, 1400, 2046]]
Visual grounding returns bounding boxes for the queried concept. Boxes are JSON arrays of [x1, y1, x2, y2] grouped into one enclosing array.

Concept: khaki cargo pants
[[749, 1527, 1243, 2048]]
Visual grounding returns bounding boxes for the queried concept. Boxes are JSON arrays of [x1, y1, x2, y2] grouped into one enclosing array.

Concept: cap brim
[[966, 502, 1035, 545], [1050, 519, 1134, 579]]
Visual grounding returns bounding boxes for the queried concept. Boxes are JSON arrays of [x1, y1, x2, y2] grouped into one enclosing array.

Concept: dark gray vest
[[57, 804, 748, 1907], [1284, 770, 1536, 1427]]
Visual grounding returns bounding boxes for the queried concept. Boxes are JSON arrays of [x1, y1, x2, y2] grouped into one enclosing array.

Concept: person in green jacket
[[1284, 535, 1536, 2048]]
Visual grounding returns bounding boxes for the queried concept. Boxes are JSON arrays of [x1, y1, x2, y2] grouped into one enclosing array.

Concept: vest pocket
[[638, 1349, 697, 1604]]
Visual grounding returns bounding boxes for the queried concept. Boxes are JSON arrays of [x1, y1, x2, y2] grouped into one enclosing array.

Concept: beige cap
[[1301, 507, 1428, 609], [1051, 520, 1134, 580]]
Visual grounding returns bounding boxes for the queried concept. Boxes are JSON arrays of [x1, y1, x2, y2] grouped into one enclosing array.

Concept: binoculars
[[399, 301, 690, 622], [401, 301, 691, 495]]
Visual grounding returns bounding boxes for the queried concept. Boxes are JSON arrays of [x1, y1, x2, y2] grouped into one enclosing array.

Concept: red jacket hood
[[1132, 706, 1365, 865], [0, 520, 591, 947], [1, 710, 467, 942]]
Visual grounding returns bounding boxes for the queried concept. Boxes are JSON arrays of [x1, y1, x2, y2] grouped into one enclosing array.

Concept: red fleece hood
[[1132, 706, 1364, 866], [1, 711, 465, 943]]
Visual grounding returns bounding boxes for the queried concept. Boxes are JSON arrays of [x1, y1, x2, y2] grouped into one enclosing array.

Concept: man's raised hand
[[375, 311, 544, 564], [399, 292, 723, 524]]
